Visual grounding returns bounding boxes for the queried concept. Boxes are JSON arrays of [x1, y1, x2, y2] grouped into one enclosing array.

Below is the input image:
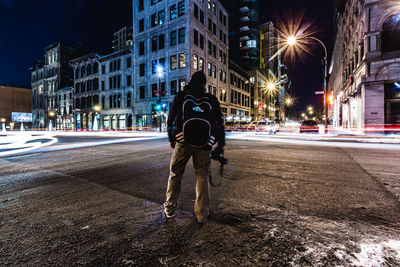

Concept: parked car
[[299, 120, 319, 133]]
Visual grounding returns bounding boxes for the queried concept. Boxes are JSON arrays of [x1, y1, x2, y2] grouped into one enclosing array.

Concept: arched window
[[109, 96, 112, 109], [102, 96, 105, 108], [75, 67, 80, 79], [127, 92, 131, 107], [382, 15, 400, 53], [117, 94, 121, 108], [81, 82, 86, 93], [87, 96, 92, 108], [81, 67, 85, 78], [87, 64, 92, 76], [113, 95, 117, 108], [93, 95, 99, 105], [93, 62, 99, 73], [76, 98, 81, 109], [75, 83, 80, 94], [82, 97, 87, 108]]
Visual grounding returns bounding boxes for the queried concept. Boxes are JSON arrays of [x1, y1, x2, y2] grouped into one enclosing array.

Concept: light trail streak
[[227, 133, 400, 150]]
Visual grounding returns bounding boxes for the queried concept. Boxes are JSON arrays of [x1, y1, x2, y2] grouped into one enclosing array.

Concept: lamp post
[[48, 111, 56, 131], [156, 65, 164, 132], [287, 35, 328, 133], [92, 105, 101, 131]]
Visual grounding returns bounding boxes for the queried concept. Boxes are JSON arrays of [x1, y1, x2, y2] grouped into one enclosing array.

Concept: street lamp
[[92, 105, 101, 131], [48, 111, 56, 131], [287, 35, 328, 133], [156, 65, 164, 132]]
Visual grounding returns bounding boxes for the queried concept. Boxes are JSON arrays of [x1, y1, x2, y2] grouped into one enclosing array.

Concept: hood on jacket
[[185, 71, 207, 93]]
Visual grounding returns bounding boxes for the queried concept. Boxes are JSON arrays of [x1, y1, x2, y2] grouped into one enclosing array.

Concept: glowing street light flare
[[287, 36, 297, 46]]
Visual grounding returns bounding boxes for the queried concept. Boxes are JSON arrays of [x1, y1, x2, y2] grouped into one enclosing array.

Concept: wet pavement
[[1, 137, 400, 266]]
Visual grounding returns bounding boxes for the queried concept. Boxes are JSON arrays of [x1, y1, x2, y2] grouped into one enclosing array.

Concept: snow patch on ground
[[351, 240, 400, 266]]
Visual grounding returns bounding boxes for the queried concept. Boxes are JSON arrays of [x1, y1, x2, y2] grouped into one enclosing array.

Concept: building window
[[178, 28, 185, 44], [102, 64, 105, 73], [179, 53, 186, 68], [170, 80, 177, 95], [139, 0, 144, 11], [212, 65, 216, 78], [152, 83, 158, 97], [170, 4, 177, 20], [194, 3, 198, 19], [200, 10, 204, 24], [139, 41, 145, 55], [208, 0, 211, 10], [179, 79, 185, 91], [140, 63, 145, 76], [200, 34, 204, 49], [208, 63, 212, 76], [127, 57, 132, 68], [140, 86, 145, 99], [212, 44, 216, 57], [127, 75, 132, 86], [101, 80, 105, 90], [194, 29, 198, 46], [208, 41, 212, 55], [159, 34, 165, 49], [208, 18, 212, 31], [223, 14, 226, 26], [178, 1, 185, 16], [382, 16, 400, 53], [151, 13, 157, 27], [212, 1, 216, 14], [152, 60, 158, 74], [158, 10, 165, 25], [159, 57, 165, 68], [193, 54, 198, 70], [152, 36, 158, 51], [212, 22, 216, 35], [170, 30, 177, 46], [127, 92, 131, 107], [139, 19, 144, 32], [161, 82, 166, 96], [170, 55, 177, 70], [199, 57, 204, 70]]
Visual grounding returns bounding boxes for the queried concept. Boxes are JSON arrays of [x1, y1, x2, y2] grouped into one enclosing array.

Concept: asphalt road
[[1, 137, 400, 266]]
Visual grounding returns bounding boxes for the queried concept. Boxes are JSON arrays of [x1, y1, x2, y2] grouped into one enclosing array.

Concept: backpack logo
[[192, 106, 204, 113]]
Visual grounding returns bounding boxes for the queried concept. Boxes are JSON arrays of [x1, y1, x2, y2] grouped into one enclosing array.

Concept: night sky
[[0, 0, 334, 113]]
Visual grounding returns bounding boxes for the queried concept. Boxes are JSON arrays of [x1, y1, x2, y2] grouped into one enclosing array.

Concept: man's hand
[[170, 142, 176, 149]]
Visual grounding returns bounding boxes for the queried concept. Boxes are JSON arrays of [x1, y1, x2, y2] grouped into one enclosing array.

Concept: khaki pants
[[165, 143, 211, 221]]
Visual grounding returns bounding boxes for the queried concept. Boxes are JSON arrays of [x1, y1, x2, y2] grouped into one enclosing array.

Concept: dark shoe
[[164, 202, 177, 218]]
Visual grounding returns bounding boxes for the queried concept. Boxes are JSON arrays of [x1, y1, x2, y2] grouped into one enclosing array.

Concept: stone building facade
[[329, 0, 400, 131], [70, 49, 134, 130], [132, 0, 229, 128], [31, 42, 77, 129], [227, 60, 251, 122]]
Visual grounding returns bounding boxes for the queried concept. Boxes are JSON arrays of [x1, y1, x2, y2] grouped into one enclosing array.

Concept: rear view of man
[[164, 71, 225, 223]]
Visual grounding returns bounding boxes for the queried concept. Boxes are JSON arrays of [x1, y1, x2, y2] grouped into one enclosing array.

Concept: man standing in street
[[164, 71, 225, 223]]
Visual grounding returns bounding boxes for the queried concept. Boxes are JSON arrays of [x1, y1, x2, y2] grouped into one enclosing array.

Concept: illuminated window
[[170, 55, 177, 70], [178, 1, 184, 16], [193, 54, 198, 70], [178, 28, 185, 44], [170, 4, 177, 20], [247, 40, 256, 48], [158, 10, 165, 25], [179, 53, 186, 68]]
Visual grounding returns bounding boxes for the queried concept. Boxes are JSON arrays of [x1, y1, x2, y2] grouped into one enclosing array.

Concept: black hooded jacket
[[167, 80, 225, 149]]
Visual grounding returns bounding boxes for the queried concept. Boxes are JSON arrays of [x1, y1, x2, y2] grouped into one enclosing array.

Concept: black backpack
[[175, 94, 216, 147]]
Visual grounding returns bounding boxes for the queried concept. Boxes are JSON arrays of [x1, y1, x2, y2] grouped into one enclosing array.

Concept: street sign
[[315, 91, 324, 95]]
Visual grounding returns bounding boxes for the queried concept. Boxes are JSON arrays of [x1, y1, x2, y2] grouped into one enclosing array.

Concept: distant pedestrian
[[164, 71, 225, 223]]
